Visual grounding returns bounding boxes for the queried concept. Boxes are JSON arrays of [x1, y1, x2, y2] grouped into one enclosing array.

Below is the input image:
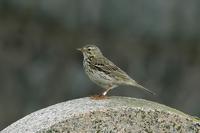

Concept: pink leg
[[102, 85, 113, 96], [90, 85, 115, 100]]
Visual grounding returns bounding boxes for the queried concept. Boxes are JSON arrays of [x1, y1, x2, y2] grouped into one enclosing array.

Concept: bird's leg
[[101, 85, 113, 96], [90, 85, 113, 100], [102, 89, 110, 96]]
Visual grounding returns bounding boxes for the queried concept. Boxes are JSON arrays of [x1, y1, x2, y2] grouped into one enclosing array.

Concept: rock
[[1, 96, 200, 133]]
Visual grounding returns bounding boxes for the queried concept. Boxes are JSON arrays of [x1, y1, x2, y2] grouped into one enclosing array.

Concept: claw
[[90, 94, 108, 100]]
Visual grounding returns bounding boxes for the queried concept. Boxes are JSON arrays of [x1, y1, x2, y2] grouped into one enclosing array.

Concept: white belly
[[84, 61, 114, 88]]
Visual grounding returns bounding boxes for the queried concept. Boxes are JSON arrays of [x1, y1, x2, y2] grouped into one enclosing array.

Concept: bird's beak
[[77, 48, 82, 52]]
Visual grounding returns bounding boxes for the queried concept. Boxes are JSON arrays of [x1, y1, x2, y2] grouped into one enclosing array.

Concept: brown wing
[[89, 57, 131, 81]]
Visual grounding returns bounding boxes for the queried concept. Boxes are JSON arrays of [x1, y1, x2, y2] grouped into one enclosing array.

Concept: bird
[[77, 44, 155, 97]]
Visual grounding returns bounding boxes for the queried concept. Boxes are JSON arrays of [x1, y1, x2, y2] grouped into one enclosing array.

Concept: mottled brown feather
[[88, 56, 131, 82]]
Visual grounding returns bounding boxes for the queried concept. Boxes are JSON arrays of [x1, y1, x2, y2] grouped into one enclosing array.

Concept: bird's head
[[77, 45, 103, 59]]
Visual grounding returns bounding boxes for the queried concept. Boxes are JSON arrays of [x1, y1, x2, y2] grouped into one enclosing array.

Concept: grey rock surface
[[1, 96, 200, 133]]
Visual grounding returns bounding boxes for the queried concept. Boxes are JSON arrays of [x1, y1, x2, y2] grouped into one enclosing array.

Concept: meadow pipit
[[77, 44, 155, 96]]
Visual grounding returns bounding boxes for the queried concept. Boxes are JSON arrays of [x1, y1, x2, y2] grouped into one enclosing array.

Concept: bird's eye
[[88, 48, 91, 51]]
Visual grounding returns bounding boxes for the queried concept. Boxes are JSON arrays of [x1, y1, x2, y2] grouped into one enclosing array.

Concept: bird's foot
[[90, 93, 108, 100]]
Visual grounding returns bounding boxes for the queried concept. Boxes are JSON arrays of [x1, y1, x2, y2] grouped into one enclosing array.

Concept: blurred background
[[0, 0, 200, 130]]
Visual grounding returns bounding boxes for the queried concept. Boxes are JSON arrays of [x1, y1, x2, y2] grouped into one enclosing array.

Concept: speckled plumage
[[78, 44, 155, 96]]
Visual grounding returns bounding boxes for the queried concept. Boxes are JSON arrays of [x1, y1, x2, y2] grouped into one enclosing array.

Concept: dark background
[[0, 0, 200, 130]]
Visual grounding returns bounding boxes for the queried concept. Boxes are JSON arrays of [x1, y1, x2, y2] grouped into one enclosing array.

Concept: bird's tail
[[127, 80, 156, 95]]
